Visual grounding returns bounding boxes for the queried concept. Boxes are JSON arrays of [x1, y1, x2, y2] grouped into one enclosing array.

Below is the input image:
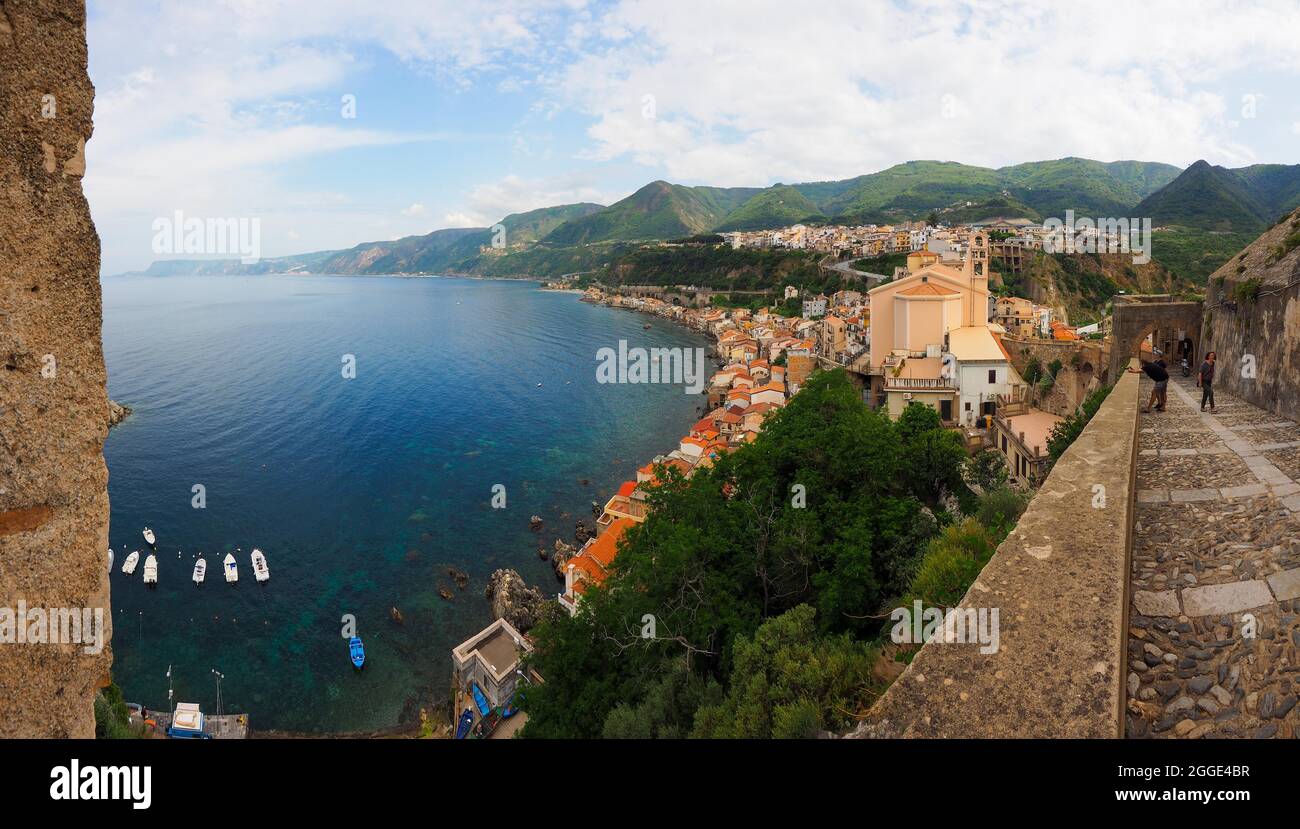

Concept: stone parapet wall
[[845, 362, 1140, 738]]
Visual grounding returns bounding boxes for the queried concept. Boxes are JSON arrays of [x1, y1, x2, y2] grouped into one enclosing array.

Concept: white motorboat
[[223, 553, 238, 583], [121, 550, 140, 575], [143, 527, 156, 546], [251, 549, 270, 583], [192, 557, 206, 585], [143, 554, 158, 585], [108, 548, 115, 572]]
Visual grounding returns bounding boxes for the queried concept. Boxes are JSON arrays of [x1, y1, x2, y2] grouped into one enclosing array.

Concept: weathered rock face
[[107, 399, 131, 428], [0, 0, 112, 737], [1202, 207, 1300, 420], [551, 538, 575, 580], [483, 569, 547, 633]]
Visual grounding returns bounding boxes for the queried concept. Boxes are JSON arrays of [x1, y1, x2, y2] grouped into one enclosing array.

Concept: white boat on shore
[[108, 548, 115, 572], [143, 554, 158, 585], [143, 527, 156, 546], [192, 557, 206, 584], [251, 549, 270, 583], [121, 550, 140, 575], [223, 553, 238, 583]]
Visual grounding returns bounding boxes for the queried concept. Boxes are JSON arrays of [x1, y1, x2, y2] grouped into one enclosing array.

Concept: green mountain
[[816, 160, 1006, 221], [998, 157, 1180, 217], [714, 184, 825, 231], [495, 202, 606, 244], [543, 181, 761, 245], [1134, 160, 1271, 232], [127, 157, 1300, 284], [1230, 164, 1300, 220]]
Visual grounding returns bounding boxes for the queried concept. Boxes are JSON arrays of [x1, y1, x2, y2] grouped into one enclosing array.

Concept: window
[[988, 369, 997, 384], [940, 400, 952, 421], [964, 402, 971, 411]]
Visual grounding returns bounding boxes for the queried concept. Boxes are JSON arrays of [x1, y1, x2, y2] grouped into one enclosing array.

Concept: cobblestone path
[[1127, 374, 1300, 739]]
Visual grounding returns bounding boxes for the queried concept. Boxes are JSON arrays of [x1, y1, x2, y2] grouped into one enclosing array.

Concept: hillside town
[[563, 231, 1095, 603]]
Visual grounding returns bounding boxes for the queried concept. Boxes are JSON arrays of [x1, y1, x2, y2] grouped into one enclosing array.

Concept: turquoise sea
[[101, 275, 710, 732]]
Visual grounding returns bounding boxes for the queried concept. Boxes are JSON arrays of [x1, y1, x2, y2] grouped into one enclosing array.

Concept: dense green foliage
[[94, 682, 139, 739], [714, 184, 825, 231], [964, 448, 1009, 491], [599, 244, 833, 292], [520, 372, 996, 738], [850, 252, 908, 274], [690, 605, 880, 738]]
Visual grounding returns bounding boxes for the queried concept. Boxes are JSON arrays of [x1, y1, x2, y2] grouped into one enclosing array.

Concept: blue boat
[[470, 682, 490, 717], [349, 636, 365, 670], [502, 694, 519, 719], [454, 709, 474, 739]]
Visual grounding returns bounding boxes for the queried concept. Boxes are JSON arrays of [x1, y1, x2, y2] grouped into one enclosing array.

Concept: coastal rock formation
[[551, 538, 576, 580], [574, 519, 594, 545], [107, 399, 131, 428], [529, 515, 543, 531], [484, 568, 546, 633], [0, 0, 113, 737]]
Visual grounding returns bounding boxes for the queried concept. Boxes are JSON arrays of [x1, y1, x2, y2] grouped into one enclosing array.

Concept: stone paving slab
[[1267, 569, 1300, 602], [1181, 580, 1275, 616], [1133, 590, 1181, 617]]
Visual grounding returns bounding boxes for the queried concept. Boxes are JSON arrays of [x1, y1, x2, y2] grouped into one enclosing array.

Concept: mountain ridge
[[121, 157, 1300, 283]]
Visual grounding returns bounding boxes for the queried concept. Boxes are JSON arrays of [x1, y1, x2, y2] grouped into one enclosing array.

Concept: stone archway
[[1110, 296, 1203, 379]]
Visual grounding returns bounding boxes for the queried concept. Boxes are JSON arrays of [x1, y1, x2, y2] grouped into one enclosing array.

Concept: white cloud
[[401, 203, 428, 217], [86, 0, 589, 272], [457, 173, 616, 225], [548, 0, 1300, 184]]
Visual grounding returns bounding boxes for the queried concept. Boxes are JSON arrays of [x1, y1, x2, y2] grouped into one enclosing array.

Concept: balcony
[[885, 377, 955, 391]]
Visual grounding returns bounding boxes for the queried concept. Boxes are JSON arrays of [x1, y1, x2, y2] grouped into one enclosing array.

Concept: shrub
[[976, 487, 1030, 539], [1047, 383, 1114, 460], [908, 518, 998, 607]]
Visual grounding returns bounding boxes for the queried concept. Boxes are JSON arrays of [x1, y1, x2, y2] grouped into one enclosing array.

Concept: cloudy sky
[[86, 0, 1300, 274]]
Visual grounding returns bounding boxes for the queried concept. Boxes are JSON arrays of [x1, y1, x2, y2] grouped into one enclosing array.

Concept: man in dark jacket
[[1197, 351, 1217, 412], [1127, 356, 1169, 413]]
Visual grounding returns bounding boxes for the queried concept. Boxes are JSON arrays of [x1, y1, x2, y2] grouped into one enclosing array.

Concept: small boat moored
[[454, 709, 474, 739], [349, 636, 365, 670], [470, 682, 490, 717], [121, 550, 140, 575], [251, 549, 270, 583], [192, 557, 206, 585], [143, 554, 158, 585], [108, 548, 115, 572], [223, 553, 238, 583], [142, 527, 156, 546]]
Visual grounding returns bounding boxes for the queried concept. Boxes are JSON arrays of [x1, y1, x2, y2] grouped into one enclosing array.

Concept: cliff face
[[1003, 251, 1187, 325], [0, 0, 112, 737], [1202, 207, 1300, 419]]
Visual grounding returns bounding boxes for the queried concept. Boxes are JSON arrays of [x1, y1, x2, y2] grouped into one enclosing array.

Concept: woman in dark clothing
[[1198, 351, 1217, 412]]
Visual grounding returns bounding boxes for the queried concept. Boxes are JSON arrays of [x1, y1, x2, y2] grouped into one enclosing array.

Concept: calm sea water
[[102, 275, 709, 733]]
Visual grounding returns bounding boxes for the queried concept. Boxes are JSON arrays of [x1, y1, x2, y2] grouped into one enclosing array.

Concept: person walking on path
[[1128, 356, 1170, 413], [1198, 351, 1217, 412]]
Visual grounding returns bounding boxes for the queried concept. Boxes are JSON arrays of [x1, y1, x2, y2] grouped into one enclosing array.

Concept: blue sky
[[85, 0, 1300, 275]]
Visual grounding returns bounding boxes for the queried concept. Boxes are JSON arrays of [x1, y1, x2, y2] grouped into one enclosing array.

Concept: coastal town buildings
[[867, 233, 1016, 422], [452, 618, 535, 709]]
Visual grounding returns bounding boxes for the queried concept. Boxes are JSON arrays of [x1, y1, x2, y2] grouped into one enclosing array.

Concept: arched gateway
[[1109, 295, 1204, 379]]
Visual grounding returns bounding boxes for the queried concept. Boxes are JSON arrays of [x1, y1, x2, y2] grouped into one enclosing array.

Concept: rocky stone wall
[[0, 0, 112, 737], [1201, 209, 1300, 421], [844, 362, 1141, 737]]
